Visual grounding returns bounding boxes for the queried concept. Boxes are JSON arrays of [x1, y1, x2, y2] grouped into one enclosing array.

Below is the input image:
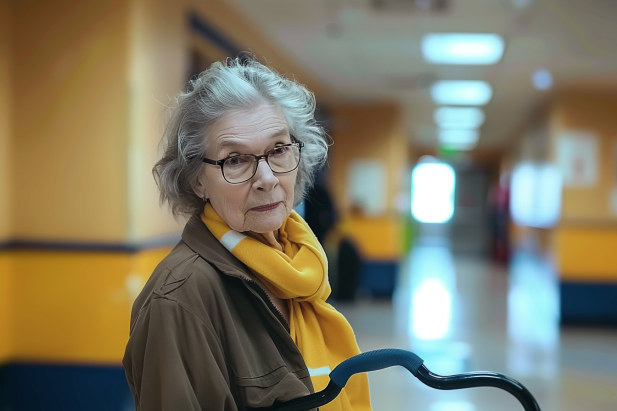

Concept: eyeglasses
[[202, 142, 304, 184]]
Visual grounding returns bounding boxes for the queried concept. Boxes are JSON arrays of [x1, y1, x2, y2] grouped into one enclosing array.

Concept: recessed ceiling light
[[422, 33, 505, 65], [434, 107, 485, 129], [438, 129, 479, 145], [431, 81, 493, 105], [532, 68, 553, 90]]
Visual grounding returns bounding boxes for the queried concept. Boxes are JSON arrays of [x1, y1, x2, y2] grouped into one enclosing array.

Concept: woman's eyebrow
[[218, 130, 290, 148]]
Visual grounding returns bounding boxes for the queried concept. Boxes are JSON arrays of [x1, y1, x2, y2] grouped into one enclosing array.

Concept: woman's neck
[[245, 230, 283, 252]]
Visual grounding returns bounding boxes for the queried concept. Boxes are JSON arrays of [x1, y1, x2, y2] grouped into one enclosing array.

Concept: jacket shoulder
[[130, 241, 232, 330]]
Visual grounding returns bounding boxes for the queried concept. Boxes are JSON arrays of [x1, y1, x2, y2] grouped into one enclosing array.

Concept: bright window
[[411, 162, 456, 223], [510, 162, 562, 228]]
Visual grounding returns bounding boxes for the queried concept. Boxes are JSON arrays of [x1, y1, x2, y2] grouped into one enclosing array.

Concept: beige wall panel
[[329, 103, 407, 215], [11, 0, 130, 242], [551, 92, 617, 223], [126, 0, 186, 241], [189, 0, 332, 101], [0, 0, 11, 241]]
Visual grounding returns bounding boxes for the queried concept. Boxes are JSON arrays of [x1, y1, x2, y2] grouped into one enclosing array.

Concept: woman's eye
[[271, 146, 287, 155], [227, 156, 246, 166]]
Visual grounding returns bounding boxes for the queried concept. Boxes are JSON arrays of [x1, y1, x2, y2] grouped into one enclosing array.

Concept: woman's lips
[[250, 202, 282, 212]]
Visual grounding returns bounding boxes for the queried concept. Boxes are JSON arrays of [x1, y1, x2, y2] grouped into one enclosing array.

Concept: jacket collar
[[181, 214, 252, 281]]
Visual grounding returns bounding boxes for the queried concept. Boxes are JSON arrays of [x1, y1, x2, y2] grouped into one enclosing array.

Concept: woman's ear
[[191, 175, 208, 201]]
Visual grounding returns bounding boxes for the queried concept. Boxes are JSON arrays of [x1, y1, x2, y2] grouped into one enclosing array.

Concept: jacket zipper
[[243, 278, 290, 333]]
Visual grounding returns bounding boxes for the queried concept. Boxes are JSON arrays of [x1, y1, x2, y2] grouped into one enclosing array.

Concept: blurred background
[[1, 0, 617, 410]]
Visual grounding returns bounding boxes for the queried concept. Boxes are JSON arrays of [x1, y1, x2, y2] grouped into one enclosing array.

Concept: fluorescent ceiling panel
[[438, 129, 479, 144], [422, 33, 505, 65], [434, 107, 485, 129], [431, 81, 493, 105]]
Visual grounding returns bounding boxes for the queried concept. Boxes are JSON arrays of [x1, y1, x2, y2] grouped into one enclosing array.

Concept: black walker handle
[[251, 349, 541, 411]]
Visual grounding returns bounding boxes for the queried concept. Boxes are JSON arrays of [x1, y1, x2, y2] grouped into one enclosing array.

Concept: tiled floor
[[333, 242, 617, 411]]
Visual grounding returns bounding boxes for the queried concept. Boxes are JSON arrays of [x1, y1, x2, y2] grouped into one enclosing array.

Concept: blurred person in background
[[488, 173, 510, 264], [304, 167, 337, 244], [122, 57, 371, 411]]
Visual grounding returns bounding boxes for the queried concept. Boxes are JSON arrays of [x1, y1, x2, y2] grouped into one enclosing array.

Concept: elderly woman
[[122, 57, 371, 411]]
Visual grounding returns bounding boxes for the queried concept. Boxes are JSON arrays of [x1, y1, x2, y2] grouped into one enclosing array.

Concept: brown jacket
[[123, 215, 316, 410]]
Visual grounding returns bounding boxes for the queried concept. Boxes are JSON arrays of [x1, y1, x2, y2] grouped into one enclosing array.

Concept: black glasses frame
[[202, 142, 304, 184]]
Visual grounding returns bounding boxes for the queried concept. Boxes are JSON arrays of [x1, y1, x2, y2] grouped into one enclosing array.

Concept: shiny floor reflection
[[333, 242, 617, 411]]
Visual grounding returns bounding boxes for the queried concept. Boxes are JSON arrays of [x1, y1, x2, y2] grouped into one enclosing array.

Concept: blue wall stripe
[[0, 235, 181, 253], [0, 240, 139, 253], [188, 12, 242, 56], [561, 281, 617, 324], [0, 363, 133, 411], [357, 261, 399, 299]]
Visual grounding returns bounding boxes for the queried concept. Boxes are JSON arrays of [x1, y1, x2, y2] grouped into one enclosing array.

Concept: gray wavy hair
[[153, 56, 329, 218]]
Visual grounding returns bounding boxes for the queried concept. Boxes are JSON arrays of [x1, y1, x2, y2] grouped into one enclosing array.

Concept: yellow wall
[[4, 247, 170, 364], [330, 103, 408, 260], [0, 254, 11, 364], [2, 0, 334, 366], [0, 0, 12, 365], [555, 227, 617, 281], [550, 91, 617, 281], [11, 0, 130, 242], [11, 251, 132, 363], [342, 216, 402, 260], [2, 0, 143, 366]]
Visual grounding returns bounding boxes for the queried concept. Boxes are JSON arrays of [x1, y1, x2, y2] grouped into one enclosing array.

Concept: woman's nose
[[252, 159, 278, 191]]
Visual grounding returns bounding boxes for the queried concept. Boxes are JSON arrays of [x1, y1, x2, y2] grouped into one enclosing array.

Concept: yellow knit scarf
[[201, 203, 371, 411]]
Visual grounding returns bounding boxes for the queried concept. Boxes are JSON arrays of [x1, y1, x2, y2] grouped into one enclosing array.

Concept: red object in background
[[488, 181, 510, 264]]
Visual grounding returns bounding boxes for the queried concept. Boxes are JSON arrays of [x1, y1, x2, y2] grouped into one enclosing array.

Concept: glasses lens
[[268, 145, 301, 173], [223, 155, 257, 183]]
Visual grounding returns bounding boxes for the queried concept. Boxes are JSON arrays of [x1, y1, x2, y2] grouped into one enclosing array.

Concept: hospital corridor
[[2, 0, 617, 410], [338, 246, 617, 411]]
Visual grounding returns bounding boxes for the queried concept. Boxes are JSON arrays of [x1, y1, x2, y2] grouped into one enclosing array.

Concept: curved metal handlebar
[[330, 348, 424, 387], [252, 349, 541, 411]]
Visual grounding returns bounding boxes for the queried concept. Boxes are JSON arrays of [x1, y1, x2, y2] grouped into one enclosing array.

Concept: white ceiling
[[225, 0, 617, 149]]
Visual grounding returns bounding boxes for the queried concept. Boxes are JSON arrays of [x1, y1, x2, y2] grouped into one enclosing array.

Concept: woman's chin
[[246, 223, 284, 234], [243, 212, 287, 234]]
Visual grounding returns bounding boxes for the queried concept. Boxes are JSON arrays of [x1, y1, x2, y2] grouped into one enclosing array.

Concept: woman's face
[[194, 103, 298, 234]]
